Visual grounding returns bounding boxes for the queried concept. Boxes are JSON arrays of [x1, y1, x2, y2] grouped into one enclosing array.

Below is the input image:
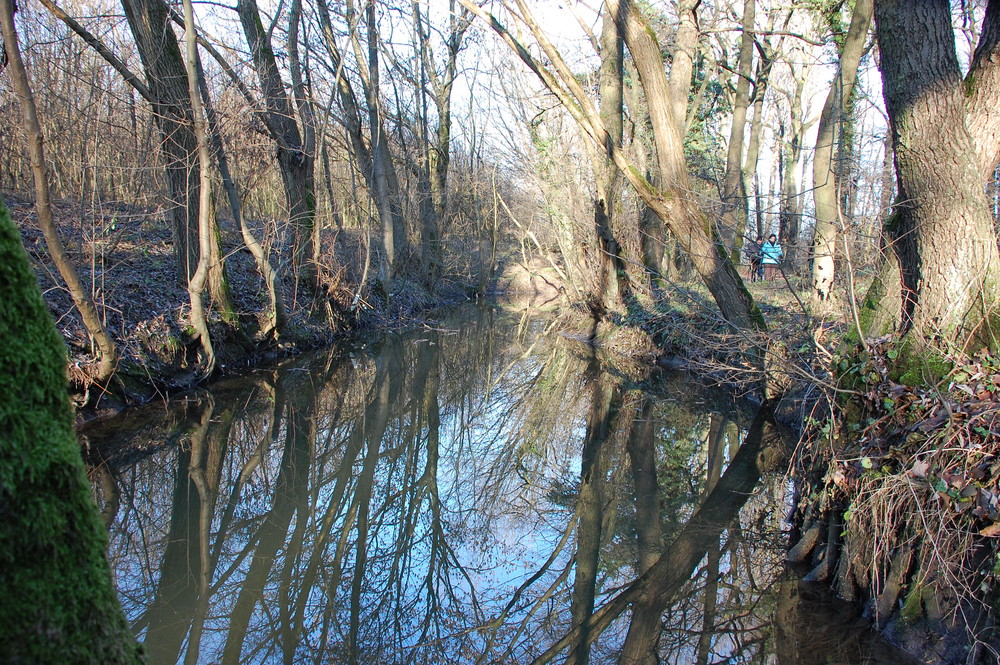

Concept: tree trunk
[[120, 0, 199, 282], [720, 0, 754, 265], [463, 0, 767, 332], [236, 0, 316, 288], [607, 0, 764, 332], [592, 0, 627, 314], [0, 198, 141, 664], [1, 2, 118, 382], [120, 0, 233, 313], [181, 0, 215, 375], [667, 0, 700, 127], [811, 0, 874, 303], [873, 0, 1000, 364]]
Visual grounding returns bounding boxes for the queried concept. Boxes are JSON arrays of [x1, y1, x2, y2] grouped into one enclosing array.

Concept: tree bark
[[874, 0, 1000, 360], [0, 198, 141, 664], [811, 0, 874, 303]]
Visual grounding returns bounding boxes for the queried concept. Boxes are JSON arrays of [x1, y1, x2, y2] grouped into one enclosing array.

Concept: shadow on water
[[82, 305, 915, 664]]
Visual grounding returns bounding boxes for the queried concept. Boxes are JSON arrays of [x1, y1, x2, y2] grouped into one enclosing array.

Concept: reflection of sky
[[93, 309, 793, 664]]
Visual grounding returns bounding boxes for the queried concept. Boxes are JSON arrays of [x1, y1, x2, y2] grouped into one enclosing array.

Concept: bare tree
[[460, 0, 766, 334], [0, 0, 118, 382], [810, 0, 874, 303]]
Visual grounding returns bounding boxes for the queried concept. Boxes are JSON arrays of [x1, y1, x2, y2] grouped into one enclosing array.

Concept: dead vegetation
[[791, 339, 1000, 663]]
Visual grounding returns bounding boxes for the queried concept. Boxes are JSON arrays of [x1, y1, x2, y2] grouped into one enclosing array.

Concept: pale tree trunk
[[741, 9, 786, 262], [349, 0, 409, 286], [0, 0, 118, 382], [117, 0, 233, 316], [365, 1, 397, 288], [668, 0, 700, 128], [181, 0, 214, 374], [720, 0, 754, 265], [872, 0, 1000, 362], [314, 0, 391, 284], [592, 0, 627, 314], [195, 53, 287, 336], [811, 0, 874, 303]]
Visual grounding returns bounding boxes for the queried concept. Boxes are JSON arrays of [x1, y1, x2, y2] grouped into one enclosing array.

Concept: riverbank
[[8, 194, 487, 422]]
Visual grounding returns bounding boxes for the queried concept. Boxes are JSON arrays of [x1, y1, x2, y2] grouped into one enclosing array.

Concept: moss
[[900, 582, 926, 625], [0, 200, 142, 664], [964, 71, 977, 98], [893, 336, 952, 387]]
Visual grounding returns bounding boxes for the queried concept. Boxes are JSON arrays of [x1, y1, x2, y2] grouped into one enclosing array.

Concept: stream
[[82, 306, 917, 664]]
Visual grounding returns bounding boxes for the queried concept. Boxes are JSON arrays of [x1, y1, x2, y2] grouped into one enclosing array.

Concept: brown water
[[83, 306, 914, 664]]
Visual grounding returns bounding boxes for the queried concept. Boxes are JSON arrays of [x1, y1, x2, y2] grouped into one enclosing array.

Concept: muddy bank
[[6, 194, 504, 422]]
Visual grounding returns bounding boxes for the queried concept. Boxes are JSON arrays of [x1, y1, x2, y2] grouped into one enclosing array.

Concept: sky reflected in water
[[84, 306, 913, 665]]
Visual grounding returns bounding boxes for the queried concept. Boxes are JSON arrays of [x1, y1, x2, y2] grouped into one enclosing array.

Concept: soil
[[4, 193, 449, 423]]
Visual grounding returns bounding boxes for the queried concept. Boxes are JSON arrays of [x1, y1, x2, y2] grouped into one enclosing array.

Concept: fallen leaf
[[980, 524, 1000, 537]]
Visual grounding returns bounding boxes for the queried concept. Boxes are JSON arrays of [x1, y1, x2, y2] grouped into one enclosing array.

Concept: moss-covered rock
[[0, 199, 142, 664]]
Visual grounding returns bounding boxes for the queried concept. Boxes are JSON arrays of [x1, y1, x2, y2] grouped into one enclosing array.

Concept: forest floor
[[7, 194, 456, 421]]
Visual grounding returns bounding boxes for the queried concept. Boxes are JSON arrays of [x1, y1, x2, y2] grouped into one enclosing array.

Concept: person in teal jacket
[[760, 234, 783, 280]]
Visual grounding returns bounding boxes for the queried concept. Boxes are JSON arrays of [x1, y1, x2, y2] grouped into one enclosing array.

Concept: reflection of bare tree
[[138, 395, 228, 665], [537, 407, 770, 665], [221, 367, 323, 665], [93, 309, 897, 665], [570, 364, 624, 665]]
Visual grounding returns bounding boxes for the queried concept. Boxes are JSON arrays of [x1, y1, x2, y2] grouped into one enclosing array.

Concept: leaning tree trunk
[[811, 0, 873, 303], [461, 0, 764, 333], [0, 198, 142, 664], [873, 0, 1000, 368], [0, 1, 118, 383], [611, 0, 764, 332]]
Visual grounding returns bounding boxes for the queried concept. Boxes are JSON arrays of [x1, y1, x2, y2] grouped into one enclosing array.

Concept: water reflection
[[84, 307, 909, 664]]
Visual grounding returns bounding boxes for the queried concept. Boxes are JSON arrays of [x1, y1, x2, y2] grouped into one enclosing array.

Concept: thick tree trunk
[[811, 0, 873, 303], [121, 0, 197, 281], [121, 0, 233, 312], [0, 199, 141, 664], [874, 0, 1000, 361]]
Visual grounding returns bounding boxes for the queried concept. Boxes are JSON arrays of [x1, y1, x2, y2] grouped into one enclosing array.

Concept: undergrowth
[[796, 339, 1000, 660]]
